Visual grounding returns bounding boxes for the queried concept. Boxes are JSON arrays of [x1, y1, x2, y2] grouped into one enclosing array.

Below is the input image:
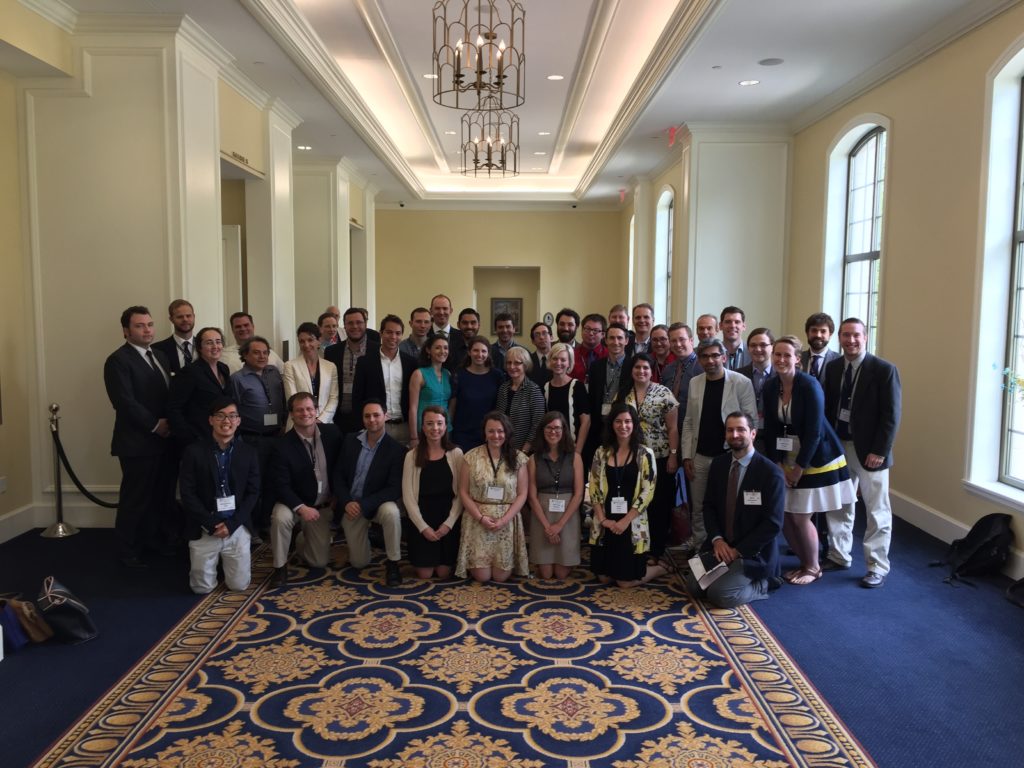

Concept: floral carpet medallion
[[33, 555, 875, 767]]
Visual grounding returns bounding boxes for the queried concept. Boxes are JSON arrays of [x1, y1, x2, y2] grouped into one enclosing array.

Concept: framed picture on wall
[[491, 298, 523, 335]]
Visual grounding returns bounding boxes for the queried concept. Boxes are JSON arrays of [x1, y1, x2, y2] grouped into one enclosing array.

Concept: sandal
[[782, 568, 804, 583], [789, 567, 823, 586]]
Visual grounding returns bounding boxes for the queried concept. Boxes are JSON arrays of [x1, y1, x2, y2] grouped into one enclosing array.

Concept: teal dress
[[417, 366, 453, 430]]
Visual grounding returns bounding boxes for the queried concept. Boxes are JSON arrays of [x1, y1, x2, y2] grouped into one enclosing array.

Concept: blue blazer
[[333, 431, 405, 518], [701, 450, 784, 581], [269, 424, 342, 510], [762, 371, 844, 469], [823, 354, 902, 470]]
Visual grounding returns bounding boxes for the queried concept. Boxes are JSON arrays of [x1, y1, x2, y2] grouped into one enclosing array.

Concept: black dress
[[592, 460, 647, 582], [407, 456, 460, 568]]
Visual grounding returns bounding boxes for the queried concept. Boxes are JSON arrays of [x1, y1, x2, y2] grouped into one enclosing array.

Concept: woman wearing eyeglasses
[[527, 411, 584, 579], [169, 326, 233, 447]]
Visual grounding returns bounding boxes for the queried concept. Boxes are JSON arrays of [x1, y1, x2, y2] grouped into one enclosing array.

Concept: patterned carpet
[[34, 553, 874, 768]]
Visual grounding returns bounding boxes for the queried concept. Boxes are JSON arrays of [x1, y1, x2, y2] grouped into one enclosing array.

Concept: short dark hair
[[725, 410, 755, 430], [556, 308, 580, 326], [747, 327, 774, 345], [581, 313, 607, 331], [668, 322, 692, 337], [240, 336, 270, 358], [632, 302, 654, 316], [120, 305, 151, 328], [208, 396, 238, 416], [297, 322, 320, 339], [720, 305, 745, 322], [608, 303, 628, 317], [458, 307, 480, 322], [380, 314, 404, 332], [362, 398, 386, 415], [287, 391, 316, 411], [229, 311, 252, 326], [168, 299, 193, 315], [697, 338, 726, 356], [344, 307, 368, 321], [840, 317, 867, 333], [530, 321, 551, 340], [410, 307, 430, 320], [806, 312, 835, 334], [196, 327, 224, 346], [317, 312, 337, 326], [605, 322, 628, 339], [651, 324, 669, 337], [494, 312, 515, 327]]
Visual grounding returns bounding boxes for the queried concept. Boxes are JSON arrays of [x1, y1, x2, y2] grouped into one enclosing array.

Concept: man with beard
[[800, 312, 839, 383], [326, 307, 380, 432], [490, 313, 521, 371], [555, 308, 580, 347], [570, 313, 607, 382], [223, 312, 285, 375], [447, 307, 480, 369], [685, 411, 784, 608], [152, 299, 196, 375]]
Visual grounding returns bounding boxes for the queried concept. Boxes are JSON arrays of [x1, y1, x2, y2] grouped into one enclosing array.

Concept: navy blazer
[[762, 371, 844, 469], [325, 334, 382, 431], [152, 335, 191, 375], [179, 436, 260, 539], [103, 343, 172, 457], [351, 351, 417, 423], [268, 424, 342, 510], [701, 450, 784, 581], [168, 360, 232, 447], [823, 354, 902, 470], [333, 431, 405, 518]]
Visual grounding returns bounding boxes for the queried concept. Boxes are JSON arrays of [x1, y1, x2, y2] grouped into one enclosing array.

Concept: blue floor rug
[[32, 555, 873, 767]]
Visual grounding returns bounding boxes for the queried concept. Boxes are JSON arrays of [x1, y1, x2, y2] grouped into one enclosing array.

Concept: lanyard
[[543, 453, 564, 495], [488, 449, 503, 481], [305, 431, 318, 470], [610, 447, 633, 498]]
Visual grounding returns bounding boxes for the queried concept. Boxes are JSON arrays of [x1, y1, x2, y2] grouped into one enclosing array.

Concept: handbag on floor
[[0, 601, 30, 653], [36, 576, 98, 644], [0, 595, 54, 643]]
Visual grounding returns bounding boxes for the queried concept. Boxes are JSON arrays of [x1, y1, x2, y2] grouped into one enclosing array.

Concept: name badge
[[486, 484, 504, 501], [610, 496, 628, 516], [343, 383, 353, 394], [216, 495, 236, 513], [776, 437, 794, 452], [548, 498, 566, 513], [743, 491, 762, 505], [601, 402, 611, 416], [317, 480, 324, 495], [839, 408, 851, 422], [263, 413, 278, 427]]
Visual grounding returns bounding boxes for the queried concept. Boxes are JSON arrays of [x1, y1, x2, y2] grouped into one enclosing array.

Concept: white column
[[632, 179, 653, 304]]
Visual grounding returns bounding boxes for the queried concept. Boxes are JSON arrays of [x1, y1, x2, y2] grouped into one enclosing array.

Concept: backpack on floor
[[931, 512, 1014, 585]]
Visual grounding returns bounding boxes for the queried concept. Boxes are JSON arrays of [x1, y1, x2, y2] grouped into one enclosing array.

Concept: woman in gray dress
[[527, 411, 584, 579]]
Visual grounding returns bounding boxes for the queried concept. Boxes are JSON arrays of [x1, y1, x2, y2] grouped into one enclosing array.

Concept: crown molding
[[355, 0, 451, 174], [73, 12, 184, 35], [548, 0, 618, 175], [338, 157, 368, 188], [241, 0, 423, 198], [19, 0, 77, 34], [574, 0, 721, 198], [177, 15, 234, 70], [790, 0, 1020, 132], [269, 97, 302, 130]]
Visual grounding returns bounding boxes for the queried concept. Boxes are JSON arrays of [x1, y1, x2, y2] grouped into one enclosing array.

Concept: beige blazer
[[283, 357, 340, 424], [402, 447, 464, 532], [681, 368, 757, 459]]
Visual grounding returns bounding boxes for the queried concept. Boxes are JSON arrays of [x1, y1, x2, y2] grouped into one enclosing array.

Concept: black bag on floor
[[931, 512, 1014, 585], [36, 576, 98, 644]]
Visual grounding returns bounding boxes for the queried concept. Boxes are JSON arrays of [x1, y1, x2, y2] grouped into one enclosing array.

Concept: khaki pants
[[341, 501, 402, 569], [270, 503, 333, 568]]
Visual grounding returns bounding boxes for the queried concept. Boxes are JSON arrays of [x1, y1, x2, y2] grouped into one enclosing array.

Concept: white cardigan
[[402, 447, 464, 532], [283, 356, 340, 424]]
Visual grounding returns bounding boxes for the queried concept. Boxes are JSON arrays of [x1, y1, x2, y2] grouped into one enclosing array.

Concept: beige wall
[[375, 209, 626, 329], [474, 267, 539, 337], [218, 79, 265, 175], [788, 3, 1024, 535], [0, 0, 73, 75], [0, 72, 32, 516]]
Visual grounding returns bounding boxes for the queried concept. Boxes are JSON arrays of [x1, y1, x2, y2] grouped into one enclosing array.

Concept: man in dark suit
[[528, 321, 553, 387], [737, 327, 776, 452], [103, 305, 177, 567], [268, 392, 342, 587], [583, 323, 631, 470], [800, 312, 840, 383], [335, 399, 406, 585], [446, 307, 480, 370], [151, 299, 196, 376], [325, 307, 381, 433], [686, 411, 785, 608], [822, 317, 902, 588], [352, 314, 417, 445], [179, 397, 260, 594]]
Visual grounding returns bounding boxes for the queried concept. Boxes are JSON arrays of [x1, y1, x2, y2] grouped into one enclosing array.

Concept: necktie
[[182, 341, 192, 365], [838, 364, 853, 439], [145, 350, 165, 386], [540, 355, 546, 370], [725, 459, 739, 542], [810, 354, 821, 378]]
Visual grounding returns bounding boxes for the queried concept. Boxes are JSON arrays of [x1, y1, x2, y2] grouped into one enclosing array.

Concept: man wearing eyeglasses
[[681, 339, 757, 552], [179, 398, 259, 594], [569, 313, 607, 382]]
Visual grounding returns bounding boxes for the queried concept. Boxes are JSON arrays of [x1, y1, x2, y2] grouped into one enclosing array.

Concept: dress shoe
[[860, 571, 885, 589], [766, 575, 784, 592], [274, 566, 288, 588], [820, 559, 851, 572], [120, 554, 148, 569], [385, 560, 402, 587]]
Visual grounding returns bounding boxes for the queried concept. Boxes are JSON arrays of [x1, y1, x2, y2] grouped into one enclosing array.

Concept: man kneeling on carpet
[[685, 411, 784, 608], [179, 397, 260, 594], [334, 399, 406, 586], [267, 392, 342, 587]]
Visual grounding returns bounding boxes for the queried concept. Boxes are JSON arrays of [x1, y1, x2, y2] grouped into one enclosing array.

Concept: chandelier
[[461, 97, 519, 177], [433, 0, 525, 110]]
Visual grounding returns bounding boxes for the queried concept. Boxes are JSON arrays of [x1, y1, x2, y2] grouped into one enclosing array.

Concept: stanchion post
[[42, 402, 79, 538]]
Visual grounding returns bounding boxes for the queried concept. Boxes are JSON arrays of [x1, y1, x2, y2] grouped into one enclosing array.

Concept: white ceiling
[[58, 0, 1018, 205]]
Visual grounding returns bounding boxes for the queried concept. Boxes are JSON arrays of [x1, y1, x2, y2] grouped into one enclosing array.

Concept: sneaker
[[385, 560, 402, 587], [820, 559, 851, 572], [860, 571, 885, 589]]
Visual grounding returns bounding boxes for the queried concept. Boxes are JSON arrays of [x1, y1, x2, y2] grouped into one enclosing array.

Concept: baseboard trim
[[0, 502, 116, 544], [892, 490, 1024, 580]]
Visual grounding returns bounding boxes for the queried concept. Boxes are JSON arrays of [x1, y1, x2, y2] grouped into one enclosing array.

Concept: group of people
[[103, 295, 901, 609]]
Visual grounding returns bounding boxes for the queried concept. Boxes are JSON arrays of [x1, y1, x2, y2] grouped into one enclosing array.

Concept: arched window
[[654, 188, 674, 322], [842, 128, 886, 348]]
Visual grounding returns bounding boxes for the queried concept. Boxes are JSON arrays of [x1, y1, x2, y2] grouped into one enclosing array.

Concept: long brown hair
[[532, 410, 574, 456], [481, 410, 518, 468], [415, 405, 455, 467]]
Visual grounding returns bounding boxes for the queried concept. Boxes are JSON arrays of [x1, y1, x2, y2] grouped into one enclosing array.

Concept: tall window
[[841, 127, 887, 349], [1001, 81, 1024, 487], [654, 188, 674, 322]]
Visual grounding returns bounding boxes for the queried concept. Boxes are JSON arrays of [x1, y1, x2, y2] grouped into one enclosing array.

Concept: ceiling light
[[461, 96, 519, 177], [531, 167, 544, 171], [444, 130, 457, 135], [424, 73, 438, 79], [296, 145, 312, 151], [433, 1, 525, 110], [546, 74, 564, 81], [537, 131, 551, 136], [738, 79, 760, 86], [533, 151, 546, 155]]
